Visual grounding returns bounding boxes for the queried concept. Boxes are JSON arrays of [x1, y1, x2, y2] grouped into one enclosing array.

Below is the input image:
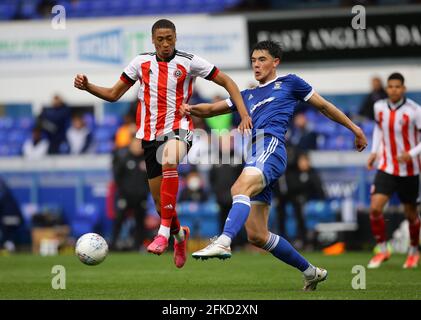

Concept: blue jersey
[[227, 74, 314, 143], [227, 74, 314, 204]]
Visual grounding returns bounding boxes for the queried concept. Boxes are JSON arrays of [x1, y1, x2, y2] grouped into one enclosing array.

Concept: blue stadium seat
[[142, 0, 165, 14], [178, 200, 219, 237], [0, 2, 17, 20], [312, 118, 336, 136], [95, 141, 114, 154], [0, 144, 20, 156], [71, 203, 101, 238], [8, 130, 27, 144], [0, 117, 14, 130], [361, 121, 374, 136], [94, 125, 116, 141], [64, 0, 91, 18], [102, 114, 120, 127], [83, 113, 95, 132], [165, 0, 186, 14], [326, 135, 354, 150], [125, 0, 145, 15], [20, 0, 39, 19], [15, 117, 34, 130], [0, 129, 8, 143]]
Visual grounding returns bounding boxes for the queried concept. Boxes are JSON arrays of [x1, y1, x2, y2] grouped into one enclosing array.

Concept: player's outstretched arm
[[308, 92, 368, 152], [74, 74, 131, 102], [211, 72, 252, 133], [180, 100, 231, 118]]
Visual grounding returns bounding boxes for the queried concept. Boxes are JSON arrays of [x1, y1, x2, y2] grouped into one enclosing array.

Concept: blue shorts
[[244, 135, 287, 205]]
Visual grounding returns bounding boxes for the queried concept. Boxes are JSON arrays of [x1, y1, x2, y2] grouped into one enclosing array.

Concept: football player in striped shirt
[[367, 72, 421, 269], [180, 40, 367, 290], [74, 19, 252, 268]]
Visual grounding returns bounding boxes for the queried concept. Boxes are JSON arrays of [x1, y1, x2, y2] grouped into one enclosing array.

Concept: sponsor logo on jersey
[[250, 97, 275, 114]]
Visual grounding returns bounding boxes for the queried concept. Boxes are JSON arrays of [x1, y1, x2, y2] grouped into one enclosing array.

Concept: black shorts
[[371, 170, 420, 204], [142, 129, 193, 179]]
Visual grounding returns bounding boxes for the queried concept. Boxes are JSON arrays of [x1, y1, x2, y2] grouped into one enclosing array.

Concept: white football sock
[[158, 225, 171, 239], [216, 234, 232, 247], [303, 264, 316, 279], [409, 246, 419, 255], [173, 228, 185, 243]]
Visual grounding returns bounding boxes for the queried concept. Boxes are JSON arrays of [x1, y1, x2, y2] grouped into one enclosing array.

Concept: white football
[[75, 233, 108, 266]]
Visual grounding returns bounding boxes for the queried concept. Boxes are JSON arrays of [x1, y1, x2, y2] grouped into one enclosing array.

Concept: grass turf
[[0, 251, 420, 299]]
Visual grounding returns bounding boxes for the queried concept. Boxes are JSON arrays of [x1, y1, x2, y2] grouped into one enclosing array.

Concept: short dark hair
[[388, 72, 405, 85], [152, 19, 176, 35], [251, 40, 283, 60]]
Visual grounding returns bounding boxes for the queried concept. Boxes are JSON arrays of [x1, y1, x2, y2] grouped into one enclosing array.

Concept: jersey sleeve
[[190, 55, 220, 80], [225, 90, 248, 112], [409, 105, 421, 157], [291, 74, 314, 101], [120, 56, 141, 86], [415, 105, 421, 130], [373, 102, 379, 123]]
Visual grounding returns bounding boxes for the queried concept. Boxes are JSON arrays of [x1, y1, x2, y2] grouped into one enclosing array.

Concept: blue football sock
[[263, 232, 310, 272], [221, 195, 251, 241]]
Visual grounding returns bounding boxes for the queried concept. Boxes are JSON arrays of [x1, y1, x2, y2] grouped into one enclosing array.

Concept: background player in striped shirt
[[367, 72, 421, 269], [74, 19, 252, 268], [180, 40, 367, 290]]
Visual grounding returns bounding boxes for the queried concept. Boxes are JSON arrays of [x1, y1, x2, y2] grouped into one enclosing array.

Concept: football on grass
[[75, 233, 108, 266]]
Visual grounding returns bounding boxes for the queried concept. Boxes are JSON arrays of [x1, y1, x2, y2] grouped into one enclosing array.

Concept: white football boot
[[303, 267, 328, 291], [192, 236, 232, 260]]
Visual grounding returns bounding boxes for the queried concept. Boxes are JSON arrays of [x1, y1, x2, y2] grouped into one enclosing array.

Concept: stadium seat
[[64, 0, 91, 18], [125, 0, 145, 15], [71, 203, 101, 238], [95, 141, 114, 154], [0, 129, 8, 143], [15, 117, 34, 130], [8, 130, 27, 144], [94, 125, 116, 141], [361, 121, 375, 136], [102, 114, 121, 127], [0, 2, 17, 20], [19, 0, 39, 19], [0, 117, 14, 130], [142, 0, 165, 14], [313, 118, 336, 136], [178, 200, 219, 237], [82, 113, 95, 132]]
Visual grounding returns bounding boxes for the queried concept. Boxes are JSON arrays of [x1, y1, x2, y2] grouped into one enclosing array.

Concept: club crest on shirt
[[273, 81, 282, 90], [174, 68, 184, 79]]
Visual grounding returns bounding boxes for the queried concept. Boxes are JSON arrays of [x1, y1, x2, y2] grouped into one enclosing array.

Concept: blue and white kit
[[227, 74, 314, 204]]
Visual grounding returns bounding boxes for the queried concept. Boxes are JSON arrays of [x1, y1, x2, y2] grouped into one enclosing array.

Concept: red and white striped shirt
[[120, 50, 219, 141], [372, 98, 421, 176]]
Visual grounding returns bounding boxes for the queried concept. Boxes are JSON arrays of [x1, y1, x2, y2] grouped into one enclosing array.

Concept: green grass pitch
[[0, 251, 420, 299]]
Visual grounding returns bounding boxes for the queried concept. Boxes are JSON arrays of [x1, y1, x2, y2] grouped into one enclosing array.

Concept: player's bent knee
[[247, 233, 267, 248], [369, 207, 382, 218], [230, 183, 242, 197], [230, 179, 257, 197]]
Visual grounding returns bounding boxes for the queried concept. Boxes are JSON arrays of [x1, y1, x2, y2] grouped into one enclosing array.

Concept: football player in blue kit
[[180, 40, 368, 291]]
